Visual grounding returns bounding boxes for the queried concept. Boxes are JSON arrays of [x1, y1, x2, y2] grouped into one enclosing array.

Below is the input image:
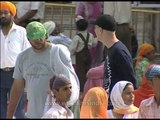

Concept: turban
[[43, 21, 56, 35], [50, 74, 71, 90], [26, 21, 46, 40], [145, 64, 160, 81], [0, 1, 16, 17]]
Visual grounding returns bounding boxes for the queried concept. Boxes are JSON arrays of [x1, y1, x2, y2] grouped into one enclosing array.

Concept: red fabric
[[134, 75, 154, 107]]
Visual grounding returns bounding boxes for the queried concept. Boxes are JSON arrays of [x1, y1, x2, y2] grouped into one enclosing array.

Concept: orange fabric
[[134, 75, 154, 107], [136, 43, 155, 67], [80, 87, 108, 118], [113, 105, 139, 114], [0, 1, 16, 17]]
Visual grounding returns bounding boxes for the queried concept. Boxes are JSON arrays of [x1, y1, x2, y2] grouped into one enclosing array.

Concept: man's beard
[[1, 18, 12, 26]]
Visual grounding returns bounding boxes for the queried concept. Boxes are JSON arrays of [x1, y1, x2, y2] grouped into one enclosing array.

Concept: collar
[[10, 22, 19, 31], [146, 96, 156, 106], [0, 22, 18, 32], [53, 102, 68, 115]]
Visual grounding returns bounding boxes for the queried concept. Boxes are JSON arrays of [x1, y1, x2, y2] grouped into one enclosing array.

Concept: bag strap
[[77, 32, 89, 46]]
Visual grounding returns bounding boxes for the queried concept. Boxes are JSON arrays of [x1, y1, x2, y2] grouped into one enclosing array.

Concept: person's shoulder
[[51, 43, 68, 49], [21, 47, 32, 54], [14, 24, 26, 31], [50, 44, 69, 54], [16, 47, 31, 60], [140, 96, 154, 106]]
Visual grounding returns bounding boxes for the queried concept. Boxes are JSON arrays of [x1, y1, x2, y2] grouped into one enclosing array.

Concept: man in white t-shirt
[[15, 1, 45, 27], [7, 21, 80, 118]]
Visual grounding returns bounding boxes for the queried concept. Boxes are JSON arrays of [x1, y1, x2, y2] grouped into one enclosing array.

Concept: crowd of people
[[0, 1, 159, 119]]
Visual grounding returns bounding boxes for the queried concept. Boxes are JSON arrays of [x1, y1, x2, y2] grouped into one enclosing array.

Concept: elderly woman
[[135, 43, 155, 87], [108, 81, 139, 118], [80, 87, 108, 118]]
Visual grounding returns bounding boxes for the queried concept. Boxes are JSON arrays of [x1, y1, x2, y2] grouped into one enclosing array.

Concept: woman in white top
[[108, 81, 139, 118]]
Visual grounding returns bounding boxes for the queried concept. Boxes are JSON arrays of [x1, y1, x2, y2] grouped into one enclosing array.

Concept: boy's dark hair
[[76, 19, 88, 31], [49, 74, 71, 91]]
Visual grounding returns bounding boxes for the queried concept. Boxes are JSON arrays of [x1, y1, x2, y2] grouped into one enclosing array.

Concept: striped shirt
[[138, 96, 160, 118]]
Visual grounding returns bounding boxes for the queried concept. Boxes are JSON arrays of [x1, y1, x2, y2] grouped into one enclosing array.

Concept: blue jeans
[[0, 69, 25, 118]]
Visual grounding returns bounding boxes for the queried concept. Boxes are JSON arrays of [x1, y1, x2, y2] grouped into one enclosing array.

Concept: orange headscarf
[[136, 43, 155, 67], [134, 67, 154, 107], [80, 87, 108, 118], [0, 1, 16, 17]]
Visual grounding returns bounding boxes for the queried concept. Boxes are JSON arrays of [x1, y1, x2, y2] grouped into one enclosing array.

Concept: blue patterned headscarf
[[145, 64, 160, 81]]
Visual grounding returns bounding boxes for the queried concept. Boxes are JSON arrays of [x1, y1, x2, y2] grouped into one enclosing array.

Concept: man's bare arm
[[7, 80, 25, 118], [14, 10, 37, 25]]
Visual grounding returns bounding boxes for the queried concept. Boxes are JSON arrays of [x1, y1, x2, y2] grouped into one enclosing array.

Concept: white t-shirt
[[16, 2, 45, 20], [103, 2, 131, 24], [13, 44, 80, 118]]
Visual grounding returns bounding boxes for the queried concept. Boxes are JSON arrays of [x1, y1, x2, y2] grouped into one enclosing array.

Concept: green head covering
[[26, 21, 46, 41]]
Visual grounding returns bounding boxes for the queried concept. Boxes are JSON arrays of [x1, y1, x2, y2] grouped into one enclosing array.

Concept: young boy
[[69, 17, 97, 93], [138, 64, 160, 118], [42, 74, 74, 118]]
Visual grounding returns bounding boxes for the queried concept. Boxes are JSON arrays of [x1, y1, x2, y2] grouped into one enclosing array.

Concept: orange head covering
[[0, 1, 16, 17], [80, 87, 108, 118], [136, 43, 155, 67]]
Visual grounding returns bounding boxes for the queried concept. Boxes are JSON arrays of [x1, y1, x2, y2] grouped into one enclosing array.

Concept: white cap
[[43, 21, 56, 35]]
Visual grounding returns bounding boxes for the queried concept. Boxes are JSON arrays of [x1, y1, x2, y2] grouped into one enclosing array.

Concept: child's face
[[55, 84, 72, 103], [122, 84, 135, 105], [151, 75, 160, 96]]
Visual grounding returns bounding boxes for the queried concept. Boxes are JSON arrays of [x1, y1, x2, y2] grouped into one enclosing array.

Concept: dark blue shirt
[[103, 41, 136, 109]]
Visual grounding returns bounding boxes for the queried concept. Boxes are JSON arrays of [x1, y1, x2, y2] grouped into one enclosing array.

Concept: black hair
[[123, 82, 133, 91], [49, 75, 56, 90], [76, 19, 88, 31]]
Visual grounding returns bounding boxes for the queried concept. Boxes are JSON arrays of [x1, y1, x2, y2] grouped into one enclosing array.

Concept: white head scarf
[[43, 21, 56, 35], [110, 81, 133, 110]]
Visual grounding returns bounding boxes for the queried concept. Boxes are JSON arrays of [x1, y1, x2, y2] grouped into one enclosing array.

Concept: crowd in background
[[0, 1, 160, 119]]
